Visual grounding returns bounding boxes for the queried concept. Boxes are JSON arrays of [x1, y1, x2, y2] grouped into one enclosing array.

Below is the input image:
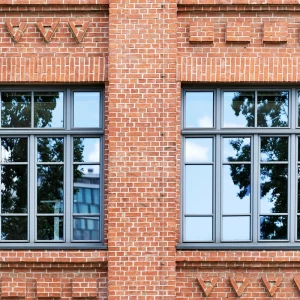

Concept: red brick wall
[[0, 0, 299, 299]]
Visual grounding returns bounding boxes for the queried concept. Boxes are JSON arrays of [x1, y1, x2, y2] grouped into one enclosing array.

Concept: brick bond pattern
[[0, 1, 298, 299]]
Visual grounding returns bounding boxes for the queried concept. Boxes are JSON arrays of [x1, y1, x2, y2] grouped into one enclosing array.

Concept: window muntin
[[182, 88, 300, 247], [0, 88, 103, 248]]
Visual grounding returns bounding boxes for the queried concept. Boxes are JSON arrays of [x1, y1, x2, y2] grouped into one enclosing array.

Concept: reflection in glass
[[1, 92, 31, 127], [34, 92, 64, 128], [73, 217, 100, 240], [37, 165, 64, 213], [222, 217, 250, 241], [74, 92, 100, 127], [185, 92, 213, 128], [1, 138, 27, 162], [260, 216, 287, 240], [185, 217, 212, 241], [297, 216, 300, 240], [73, 138, 100, 163], [73, 165, 100, 214], [223, 91, 255, 127], [37, 138, 64, 162], [186, 138, 213, 163], [185, 165, 212, 214], [1, 166, 27, 213], [298, 167, 300, 213], [261, 137, 288, 162], [37, 216, 63, 240], [223, 137, 251, 162], [223, 165, 250, 214], [260, 164, 288, 214], [257, 91, 289, 127], [1, 217, 27, 240]]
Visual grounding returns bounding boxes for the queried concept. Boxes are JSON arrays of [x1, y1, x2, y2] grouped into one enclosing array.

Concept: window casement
[[0, 87, 104, 248], [181, 87, 300, 249]]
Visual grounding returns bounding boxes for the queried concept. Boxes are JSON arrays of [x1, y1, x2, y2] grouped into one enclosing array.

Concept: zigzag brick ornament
[[197, 277, 218, 297], [229, 277, 251, 297], [261, 277, 283, 297], [5, 22, 27, 43], [68, 21, 90, 43]]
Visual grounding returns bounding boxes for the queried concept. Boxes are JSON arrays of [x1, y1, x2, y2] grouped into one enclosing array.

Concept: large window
[[181, 88, 300, 248], [0, 87, 103, 248]]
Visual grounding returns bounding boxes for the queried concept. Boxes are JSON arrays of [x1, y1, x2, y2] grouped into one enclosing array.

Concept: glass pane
[[1, 217, 27, 240], [37, 165, 64, 213], [184, 217, 213, 241], [223, 91, 255, 127], [261, 137, 288, 162], [185, 165, 212, 214], [1, 138, 27, 162], [260, 164, 288, 214], [1, 92, 31, 127], [1, 166, 27, 213], [257, 91, 289, 127], [223, 165, 250, 214], [222, 216, 250, 241], [74, 165, 100, 214], [34, 92, 64, 128], [185, 92, 213, 128], [298, 167, 300, 213], [185, 138, 213, 163], [260, 216, 287, 240], [297, 216, 300, 240], [37, 216, 63, 240], [73, 217, 100, 240], [37, 138, 64, 162], [74, 92, 100, 127], [73, 138, 100, 163], [223, 137, 251, 162]]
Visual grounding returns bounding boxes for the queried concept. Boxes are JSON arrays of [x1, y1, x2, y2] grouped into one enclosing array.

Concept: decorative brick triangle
[[261, 277, 283, 296], [5, 22, 27, 42], [36, 21, 59, 43], [68, 21, 89, 43], [197, 276, 218, 297], [293, 276, 300, 291], [229, 277, 250, 297]]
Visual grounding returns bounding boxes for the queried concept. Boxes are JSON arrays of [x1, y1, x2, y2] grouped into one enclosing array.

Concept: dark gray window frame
[[179, 87, 300, 249], [0, 86, 105, 249]]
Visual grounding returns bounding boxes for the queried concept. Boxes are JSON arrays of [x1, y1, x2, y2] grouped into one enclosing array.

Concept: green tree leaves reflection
[[227, 91, 289, 240]]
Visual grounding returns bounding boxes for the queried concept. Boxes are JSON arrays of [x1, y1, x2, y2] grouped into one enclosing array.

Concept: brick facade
[[0, 0, 297, 299]]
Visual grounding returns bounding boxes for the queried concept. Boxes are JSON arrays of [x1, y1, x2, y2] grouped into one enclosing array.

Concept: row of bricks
[[0, 277, 100, 298], [190, 21, 289, 43]]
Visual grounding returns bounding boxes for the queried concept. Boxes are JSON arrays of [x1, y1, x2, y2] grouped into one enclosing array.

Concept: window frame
[[180, 86, 300, 249], [0, 86, 105, 249]]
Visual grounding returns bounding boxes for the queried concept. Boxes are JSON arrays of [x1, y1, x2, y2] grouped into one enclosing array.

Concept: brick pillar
[[108, 0, 178, 298]]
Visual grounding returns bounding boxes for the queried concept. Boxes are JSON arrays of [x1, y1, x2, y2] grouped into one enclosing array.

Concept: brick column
[[108, 0, 178, 298]]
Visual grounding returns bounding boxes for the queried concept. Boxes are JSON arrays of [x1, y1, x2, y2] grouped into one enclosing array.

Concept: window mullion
[[252, 134, 259, 243], [215, 134, 221, 243], [290, 134, 296, 242], [65, 135, 71, 243], [29, 135, 35, 243]]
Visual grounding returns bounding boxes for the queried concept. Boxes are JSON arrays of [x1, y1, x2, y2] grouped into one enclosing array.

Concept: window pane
[[1, 92, 31, 127], [1, 138, 27, 163], [74, 165, 100, 214], [297, 216, 300, 240], [260, 164, 288, 214], [37, 216, 63, 240], [37, 165, 64, 213], [185, 138, 213, 163], [223, 137, 251, 162], [184, 217, 213, 241], [223, 91, 255, 127], [73, 217, 100, 240], [222, 216, 250, 241], [261, 137, 288, 162], [185, 92, 213, 128], [298, 167, 300, 213], [73, 138, 100, 163], [185, 165, 212, 214], [260, 216, 287, 240], [1, 217, 27, 240], [74, 92, 100, 127], [34, 92, 64, 128], [257, 91, 289, 127], [37, 138, 64, 162], [1, 166, 27, 213], [223, 165, 250, 214]]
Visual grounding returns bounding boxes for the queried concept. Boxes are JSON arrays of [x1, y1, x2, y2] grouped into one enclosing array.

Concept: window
[[181, 88, 300, 248], [0, 87, 104, 248]]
